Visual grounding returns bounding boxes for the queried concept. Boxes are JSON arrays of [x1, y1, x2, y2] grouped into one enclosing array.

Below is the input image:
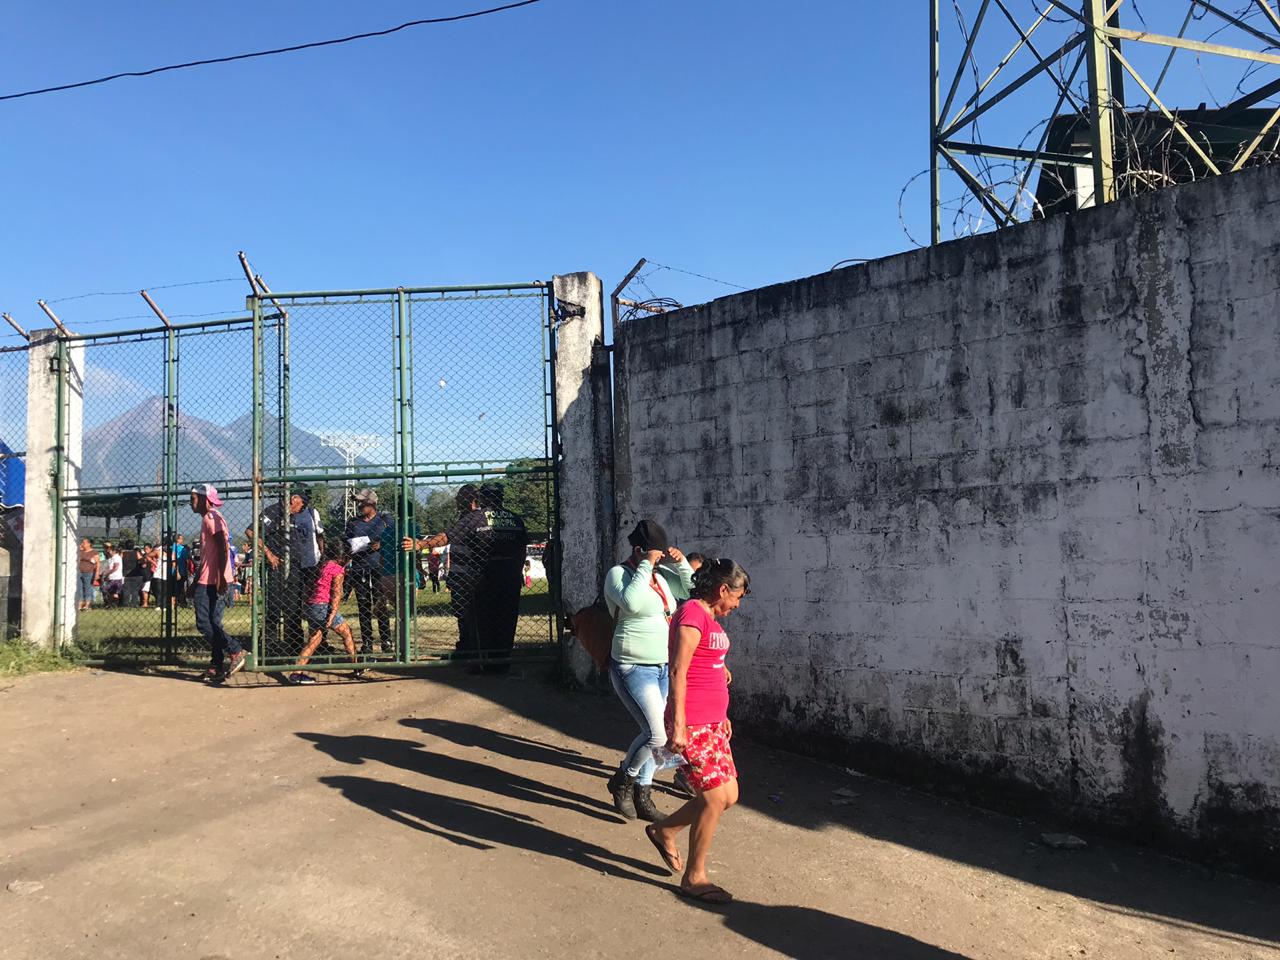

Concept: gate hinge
[[47, 356, 62, 374]]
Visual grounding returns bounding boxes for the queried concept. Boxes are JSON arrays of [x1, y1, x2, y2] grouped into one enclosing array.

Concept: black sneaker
[[288, 672, 317, 685]]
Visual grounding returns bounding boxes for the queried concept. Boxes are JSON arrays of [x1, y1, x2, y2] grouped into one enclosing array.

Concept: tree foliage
[[297, 459, 554, 541]]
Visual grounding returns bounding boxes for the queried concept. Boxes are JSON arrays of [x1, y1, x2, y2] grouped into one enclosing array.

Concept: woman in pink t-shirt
[[645, 558, 750, 904], [288, 537, 360, 684]]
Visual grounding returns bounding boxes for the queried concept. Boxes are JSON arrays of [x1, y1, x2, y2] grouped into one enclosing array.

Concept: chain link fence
[[1, 343, 28, 638]]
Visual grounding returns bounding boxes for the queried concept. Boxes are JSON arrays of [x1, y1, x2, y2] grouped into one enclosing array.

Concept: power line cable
[[0, 0, 544, 103], [47, 277, 242, 304]]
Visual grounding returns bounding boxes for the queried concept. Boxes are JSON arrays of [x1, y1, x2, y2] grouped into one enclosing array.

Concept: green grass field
[[70, 579, 556, 665]]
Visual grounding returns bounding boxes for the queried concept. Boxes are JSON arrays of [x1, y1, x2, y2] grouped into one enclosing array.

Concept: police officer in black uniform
[[405, 481, 528, 671], [406, 484, 485, 660], [475, 482, 529, 672]]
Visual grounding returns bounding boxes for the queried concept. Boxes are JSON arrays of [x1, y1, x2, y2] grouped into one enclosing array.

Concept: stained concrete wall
[[610, 166, 1280, 865], [21, 329, 82, 648]]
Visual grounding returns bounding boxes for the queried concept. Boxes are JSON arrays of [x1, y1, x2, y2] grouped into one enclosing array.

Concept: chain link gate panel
[[0, 343, 28, 639], [248, 283, 561, 676], [53, 317, 258, 664]]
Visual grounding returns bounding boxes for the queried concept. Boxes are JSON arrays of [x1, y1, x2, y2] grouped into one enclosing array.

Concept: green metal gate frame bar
[[245, 281, 564, 674]]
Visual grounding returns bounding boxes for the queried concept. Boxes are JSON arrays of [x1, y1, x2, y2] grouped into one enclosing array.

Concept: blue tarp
[[0, 439, 24, 507]]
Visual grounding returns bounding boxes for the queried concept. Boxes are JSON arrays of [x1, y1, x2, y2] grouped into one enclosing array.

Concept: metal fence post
[[50, 337, 68, 645], [250, 295, 263, 668], [163, 326, 178, 660], [395, 288, 412, 665]]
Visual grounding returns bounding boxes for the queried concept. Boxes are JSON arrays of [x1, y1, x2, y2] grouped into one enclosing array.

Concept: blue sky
[[1, 1, 1273, 408], [0, 1, 921, 338]]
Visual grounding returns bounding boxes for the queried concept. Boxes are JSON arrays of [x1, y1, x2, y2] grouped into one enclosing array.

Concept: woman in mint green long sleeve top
[[603, 519, 695, 821]]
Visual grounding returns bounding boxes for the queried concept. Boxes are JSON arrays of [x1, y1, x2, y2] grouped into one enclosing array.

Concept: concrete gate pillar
[[21, 329, 82, 649], [551, 273, 615, 685]]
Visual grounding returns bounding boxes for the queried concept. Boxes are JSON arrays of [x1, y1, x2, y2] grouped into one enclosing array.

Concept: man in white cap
[[190, 483, 245, 681]]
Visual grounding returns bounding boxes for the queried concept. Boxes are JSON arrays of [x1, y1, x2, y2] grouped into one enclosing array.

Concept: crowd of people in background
[[69, 476, 546, 689], [68, 478, 535, 683], [76, 533, 203, 611]]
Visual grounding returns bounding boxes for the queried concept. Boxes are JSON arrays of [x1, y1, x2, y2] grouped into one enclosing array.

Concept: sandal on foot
[[678, 883, 733, 904], [644, 824, 682, 875]]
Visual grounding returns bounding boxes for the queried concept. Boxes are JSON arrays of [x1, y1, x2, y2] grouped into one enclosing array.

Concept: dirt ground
[[2, 667, 1277, 960]]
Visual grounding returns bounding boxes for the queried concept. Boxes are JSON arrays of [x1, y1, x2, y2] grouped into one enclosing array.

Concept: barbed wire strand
[[641, 262, 748, 291]]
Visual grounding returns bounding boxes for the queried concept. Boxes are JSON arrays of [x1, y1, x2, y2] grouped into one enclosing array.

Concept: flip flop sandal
[[677, 884, 733, 904], [644, 824, 682, 875]]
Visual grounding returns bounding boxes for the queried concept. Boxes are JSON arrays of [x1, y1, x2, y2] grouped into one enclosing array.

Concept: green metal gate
[[52, 281, 562, 674], [246, 283, 561, 674]]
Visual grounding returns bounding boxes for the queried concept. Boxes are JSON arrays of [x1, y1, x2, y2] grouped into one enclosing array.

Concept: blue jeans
[[77, 572, 95, 603], [609, 661, 669, 787], [194, 583, 242, 666]]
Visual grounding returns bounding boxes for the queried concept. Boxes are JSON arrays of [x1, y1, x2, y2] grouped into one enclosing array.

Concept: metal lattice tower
[[317, 432, 383, 522], [928, 0, 1280, 243]]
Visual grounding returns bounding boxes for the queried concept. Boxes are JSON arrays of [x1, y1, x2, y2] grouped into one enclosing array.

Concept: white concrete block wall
[[610, 166, 1280, 864]]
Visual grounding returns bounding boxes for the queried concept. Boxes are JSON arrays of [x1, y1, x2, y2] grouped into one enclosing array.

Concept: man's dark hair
[[691, 558, 750, 601], [456, 484, 480, 510], [479, 482, 505, 508]]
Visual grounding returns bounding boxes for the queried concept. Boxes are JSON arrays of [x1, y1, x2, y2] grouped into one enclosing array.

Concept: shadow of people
[[708, 900, 972, 960], [320, 774, 668, 886], [408, 672, 1280, 945], [298, 731, 623, 823], [401, 716, 610, 778]]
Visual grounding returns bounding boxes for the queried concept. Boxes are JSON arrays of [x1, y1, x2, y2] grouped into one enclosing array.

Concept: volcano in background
[[80, 398, 358, 490]]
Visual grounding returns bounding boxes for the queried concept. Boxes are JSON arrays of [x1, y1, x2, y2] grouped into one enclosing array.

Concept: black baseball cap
[[627, 519, 669, 553]]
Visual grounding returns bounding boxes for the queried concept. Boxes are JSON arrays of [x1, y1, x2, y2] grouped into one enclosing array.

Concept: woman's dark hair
[[690, 558, 750, 600], [687, 552, 706, 566], [321, 535, 347, 564]]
